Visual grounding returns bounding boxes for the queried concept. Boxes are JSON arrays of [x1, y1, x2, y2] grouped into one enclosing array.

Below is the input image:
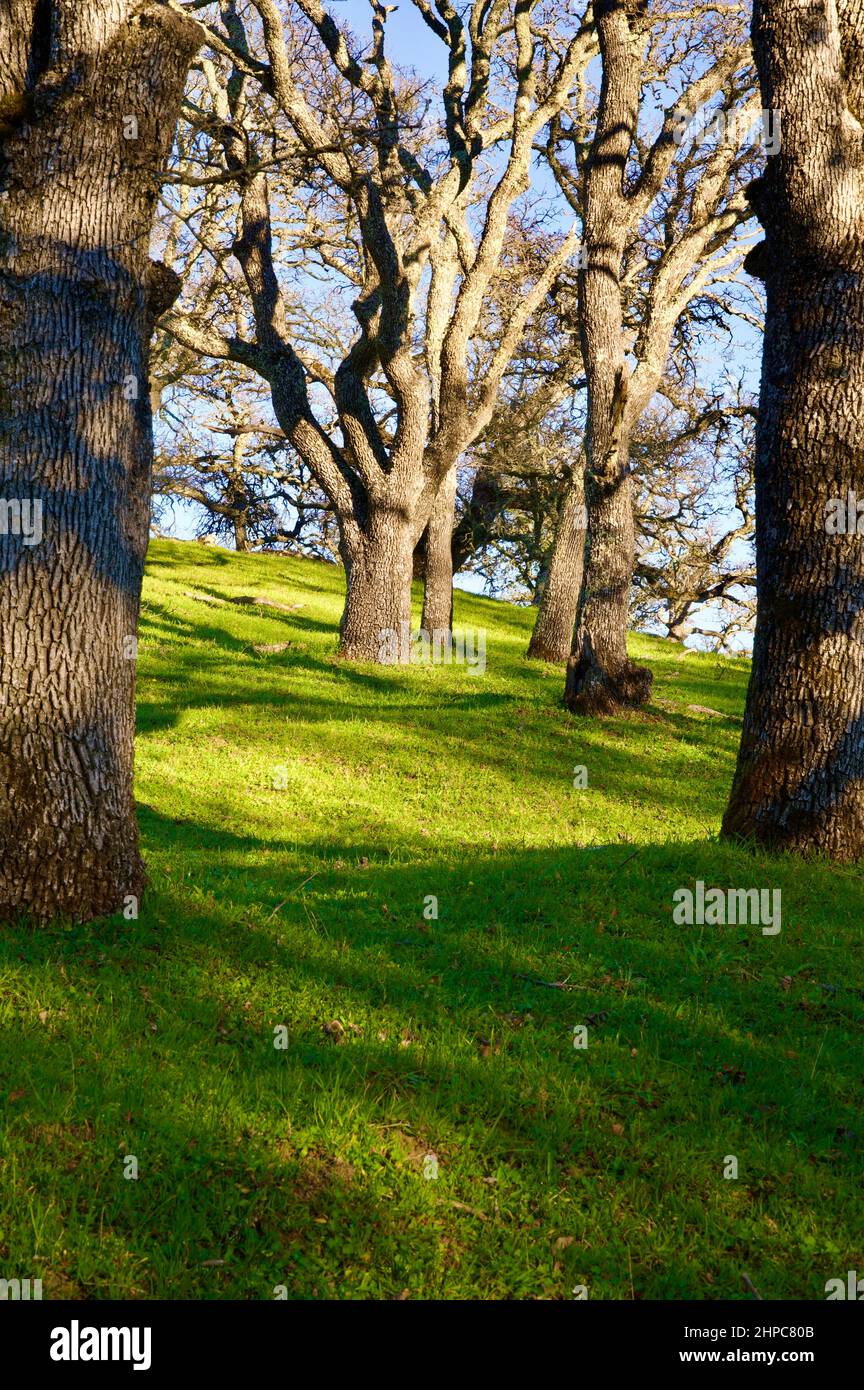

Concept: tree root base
[[564, 654, 653, 716]]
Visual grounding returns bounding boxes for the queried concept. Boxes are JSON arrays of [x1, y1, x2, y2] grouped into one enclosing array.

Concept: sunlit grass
[[0, 539, 861, 1299]]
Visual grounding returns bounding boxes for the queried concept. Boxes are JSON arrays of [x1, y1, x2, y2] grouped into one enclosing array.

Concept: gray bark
[[420, 465, 457, 636], [0, 0, 201, 921], [556, 3, 748, 713], [723, 0, 864, 859], [528, 465, 586, 662], [339, 506, 414, 662], [564, 0, 652, 714]]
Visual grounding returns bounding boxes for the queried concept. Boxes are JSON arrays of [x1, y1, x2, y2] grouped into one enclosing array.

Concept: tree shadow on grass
[[2, 828, 861, 1300]]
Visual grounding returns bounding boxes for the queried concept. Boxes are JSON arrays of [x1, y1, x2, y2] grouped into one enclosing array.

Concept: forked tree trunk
[[527, 466, 585, 662], [338, 508, 414, 662], [722, 0, 864, 859], [225, 158, 423, 668], [420, 465, 457, 636], [0, 1, 201, 922]]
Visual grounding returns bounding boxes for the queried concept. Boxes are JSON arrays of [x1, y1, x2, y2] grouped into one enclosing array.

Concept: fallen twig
[[514, 972, 576, 990], [742, 1272, 764, 1301], [264, 872, 322, 920]]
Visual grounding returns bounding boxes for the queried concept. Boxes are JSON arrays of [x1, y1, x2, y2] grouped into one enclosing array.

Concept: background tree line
[[1, 0, 861, 922]]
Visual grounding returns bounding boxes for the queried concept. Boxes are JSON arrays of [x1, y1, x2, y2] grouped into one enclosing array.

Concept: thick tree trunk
[[563, 0, 651, 716], [420, 465, 456, 636], [339, 508, 414, 662], [0, 2, 201, 922], [722, 0, 864, 859], [527, 466, 585, 662], [565, 469, 651, 712]]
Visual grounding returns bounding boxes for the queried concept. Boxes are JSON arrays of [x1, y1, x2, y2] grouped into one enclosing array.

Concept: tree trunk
[[565, 468, 652, 712], [229, 438, 250, 551], [412, 464, 502, 582], [527, 466, 585, 662], [420, 465, 457, 636], [722, 0, 864, 859], [338, 507, 414, 662], [233, 510, 249, 551], [532, 557, 549, 606], [563, 0, 651, 716], [0, 1, 201, 922], [451, 466, 503, 572]]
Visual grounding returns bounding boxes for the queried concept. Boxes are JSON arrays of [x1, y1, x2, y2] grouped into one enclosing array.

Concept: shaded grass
[[0, 540, 861, 1300]]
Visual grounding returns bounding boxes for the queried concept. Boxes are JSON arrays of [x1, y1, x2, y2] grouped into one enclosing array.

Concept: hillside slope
[[0, 539, 861, 1299]]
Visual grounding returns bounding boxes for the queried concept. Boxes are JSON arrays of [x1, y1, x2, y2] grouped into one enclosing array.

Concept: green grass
[[1, 538, 862, 1300]]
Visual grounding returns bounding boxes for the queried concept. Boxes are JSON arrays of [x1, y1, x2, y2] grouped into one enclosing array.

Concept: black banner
[[5, 1298, 858, 1376]]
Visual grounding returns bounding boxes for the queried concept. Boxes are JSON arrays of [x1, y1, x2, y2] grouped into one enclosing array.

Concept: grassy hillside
[[1, 539, 861, 1300]]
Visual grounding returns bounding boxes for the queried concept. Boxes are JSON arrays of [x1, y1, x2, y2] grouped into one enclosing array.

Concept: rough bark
[[420, 465, 457, 636], [566, 467, 652, 710], [564, 0, 652, 714], [338, 505, 414, 662], [527, 465, 586, 661], [722, 0, 864, 859], [553, 3, 749, 714], [0, 0, 201, 922]]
